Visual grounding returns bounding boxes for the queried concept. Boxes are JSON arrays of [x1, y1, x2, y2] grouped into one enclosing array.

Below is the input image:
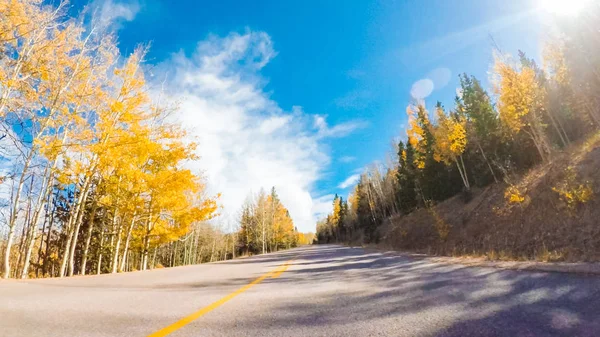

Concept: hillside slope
[[382, 133, 600, 262]]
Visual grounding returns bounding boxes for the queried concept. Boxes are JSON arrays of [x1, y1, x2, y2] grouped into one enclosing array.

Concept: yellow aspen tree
[[20, 23, 113, 279], [494, 56, 552, 163], [1, 0, 108, 278], [406, 104, 436, 170], [406, 105, 425, 169], [2, 0, 220, 278], [277, 205, 295, 249], [433, 105, 470, 191], [544, 38, 595, 135], [136, 129, 217, 270], [60, 47, 149, 277], [0, 0, 59, 278]]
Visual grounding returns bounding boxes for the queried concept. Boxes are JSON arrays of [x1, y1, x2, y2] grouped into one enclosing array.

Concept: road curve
[[2, 245, 600, 337]]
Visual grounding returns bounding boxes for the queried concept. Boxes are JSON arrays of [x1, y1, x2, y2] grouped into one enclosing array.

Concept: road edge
[[358, 245, 600, 276]]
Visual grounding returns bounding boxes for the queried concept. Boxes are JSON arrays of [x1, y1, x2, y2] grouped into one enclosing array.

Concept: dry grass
[[382, 132, 600, 262]]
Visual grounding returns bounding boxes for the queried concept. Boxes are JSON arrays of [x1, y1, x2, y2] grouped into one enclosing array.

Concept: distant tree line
[[238, 187, 313, 255]]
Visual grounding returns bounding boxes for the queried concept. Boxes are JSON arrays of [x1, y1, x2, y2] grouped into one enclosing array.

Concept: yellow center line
[[146, 257, 296, 337], [271, 259, 293, 278]]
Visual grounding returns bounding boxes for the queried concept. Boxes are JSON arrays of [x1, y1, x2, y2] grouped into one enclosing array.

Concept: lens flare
[[539, 0, 590, 16]]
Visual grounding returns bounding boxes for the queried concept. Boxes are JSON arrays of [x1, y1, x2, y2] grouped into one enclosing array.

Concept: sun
[[539, 0, 591, 16]]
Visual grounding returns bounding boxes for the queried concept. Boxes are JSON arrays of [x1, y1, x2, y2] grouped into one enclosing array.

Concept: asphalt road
[[2, 245, 600, 337]]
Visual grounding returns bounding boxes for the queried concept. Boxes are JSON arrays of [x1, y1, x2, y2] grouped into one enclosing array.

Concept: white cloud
[[161, 31, 360, 232], [259, 115, 291, 134], [313, 114, 367, 138], [338, 173, 360, 189], [91, 0, 140, 27], [334, 89, 372, 110], [311, 194, 335, 222], [339, 156, 356, 163]]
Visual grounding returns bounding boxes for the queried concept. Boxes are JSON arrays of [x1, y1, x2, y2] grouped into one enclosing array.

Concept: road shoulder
[[361, 245, 600, 275]]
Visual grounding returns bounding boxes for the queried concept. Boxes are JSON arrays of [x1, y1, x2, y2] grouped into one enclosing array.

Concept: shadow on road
[[252, 245, 600, 336]]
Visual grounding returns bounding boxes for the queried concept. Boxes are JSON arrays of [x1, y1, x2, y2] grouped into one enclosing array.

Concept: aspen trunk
[[210, 237, 216, 262], [140, 200, 153, 271], [141, 222, 152, 271], [16, 197, 33, 277], [67, 177, 95, 276], [96, 230, 105, 275], [80, 200, 99, 275], [150, 249, 157, 270], [3, 153, 33, 279], [547, 107, 569, 148], [183, 236, 189, 265], [42, 198, 56, 277], [261, 208, 266, 255], [107, 230, 115, 272], [21, 168, 54, 279], [141, 233, 150, 271], [110, 213, 123, 274], [190, 229, 198, 264], [476, 141, 498, 184], [455, 156, 470, 191], [198, 245, 205, 264], [37, 181, 55, 277], [232, 232, 236, 259], [35, 208, 48, 278], [119, 217, 136, 272], [59, 180, 89, 277]]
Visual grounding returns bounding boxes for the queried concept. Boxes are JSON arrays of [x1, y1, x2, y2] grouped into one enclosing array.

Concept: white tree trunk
[[21, 168, 54, 279], [110, 208, 122, 274], [3, 153, 33, 279], [119, 217, 136, 272], [96, 230, 105, 275]]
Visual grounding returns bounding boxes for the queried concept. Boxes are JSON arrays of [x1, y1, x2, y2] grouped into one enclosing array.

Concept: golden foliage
[[552, 167, 593, 210], [406, 104, 433, 169], [543, 39, 570, 87], [296, 232, 315, 245], [504, 185, 526, 204], [433, 106, 467, 164], [238, 189, 298, 253], [0, 0, 219, 277], [494, 60, 540, 133]]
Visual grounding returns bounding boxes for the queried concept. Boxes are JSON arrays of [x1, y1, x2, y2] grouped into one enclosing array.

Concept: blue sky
[[69, 0, 550, 231]]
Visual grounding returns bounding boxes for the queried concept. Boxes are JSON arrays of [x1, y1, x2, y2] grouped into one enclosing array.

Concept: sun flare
[[539, 0, 590, 16]]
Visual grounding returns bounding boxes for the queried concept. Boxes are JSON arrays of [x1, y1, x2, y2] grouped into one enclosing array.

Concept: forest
[[316, 2, 600, 261], [0, 0, 310, 279]]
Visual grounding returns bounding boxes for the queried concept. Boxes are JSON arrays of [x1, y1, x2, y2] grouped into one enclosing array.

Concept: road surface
[[1, 245, 600, 337]]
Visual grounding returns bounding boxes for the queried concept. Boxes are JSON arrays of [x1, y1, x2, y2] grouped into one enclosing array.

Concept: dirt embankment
[[381, 134, 600, 263]]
